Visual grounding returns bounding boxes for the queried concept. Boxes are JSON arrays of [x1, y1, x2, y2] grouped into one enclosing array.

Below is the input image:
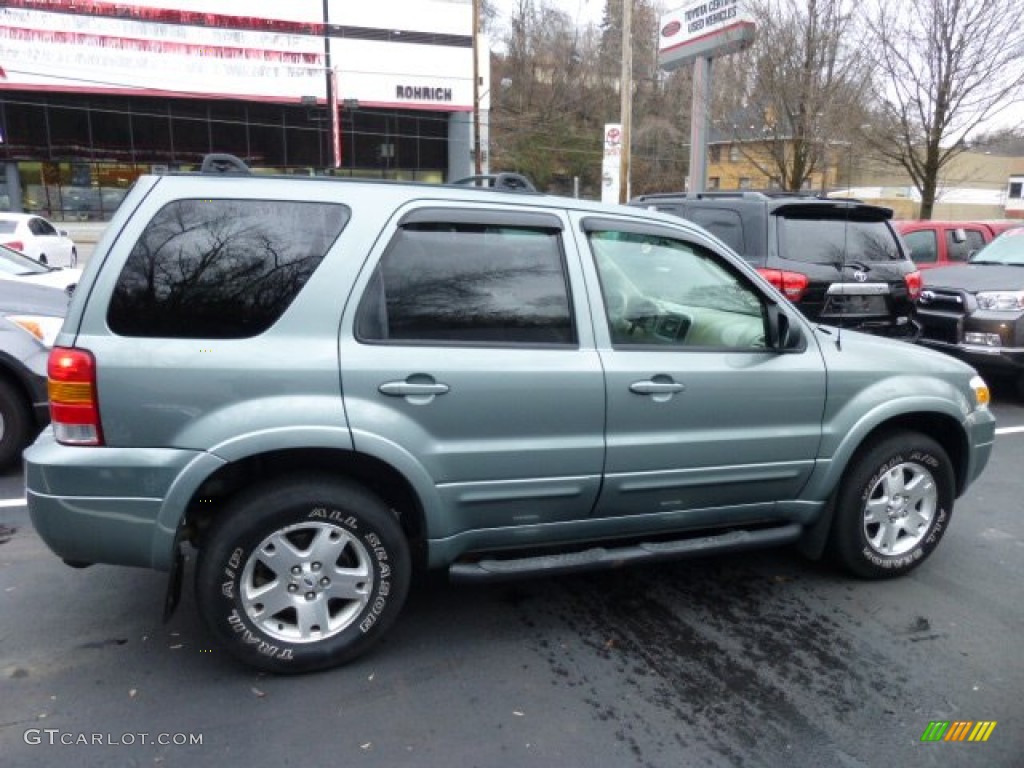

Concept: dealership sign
[[658, 0, 755, 70], [0, 0, 482, 109]]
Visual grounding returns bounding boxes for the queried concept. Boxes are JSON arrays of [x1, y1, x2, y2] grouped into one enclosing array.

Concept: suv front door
[[577, 215, 827, 523], [341, 206, 606, 540]]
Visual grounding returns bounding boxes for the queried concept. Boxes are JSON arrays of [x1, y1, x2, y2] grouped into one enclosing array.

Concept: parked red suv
[[895, 220, 1022, 269]]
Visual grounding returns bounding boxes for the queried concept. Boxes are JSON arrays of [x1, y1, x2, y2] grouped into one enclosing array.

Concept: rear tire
[[195, 474, 411, 674], [0, 378, 32, 468], [829, 432, 954, 579]]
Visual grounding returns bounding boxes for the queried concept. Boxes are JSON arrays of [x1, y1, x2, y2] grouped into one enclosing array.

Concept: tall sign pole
[[472, 0, 482, 175], [688, 56, 711, 193], [618, 0, 633, 204], [322, 0, 337, 169]]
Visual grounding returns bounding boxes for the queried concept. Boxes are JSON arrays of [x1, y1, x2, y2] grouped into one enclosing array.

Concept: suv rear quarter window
[[108, 199, 348, 338]]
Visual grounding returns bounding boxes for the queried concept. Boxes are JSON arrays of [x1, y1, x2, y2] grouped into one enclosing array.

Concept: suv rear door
[[341, 205, 606, 539]]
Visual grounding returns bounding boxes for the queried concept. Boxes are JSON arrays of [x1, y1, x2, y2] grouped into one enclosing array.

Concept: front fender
[[802, 374, 974, 502]]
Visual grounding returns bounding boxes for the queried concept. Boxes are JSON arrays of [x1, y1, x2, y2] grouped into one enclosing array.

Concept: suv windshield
[[777, 214, 901, 264], [970, 229, 1024, 265]]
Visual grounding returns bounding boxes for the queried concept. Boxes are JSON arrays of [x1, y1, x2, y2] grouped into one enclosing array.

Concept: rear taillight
[[47, 347, 104, 446], [904, 270, 923, 301], [757, 268, 810, 302], [5, 240, 24, 252]]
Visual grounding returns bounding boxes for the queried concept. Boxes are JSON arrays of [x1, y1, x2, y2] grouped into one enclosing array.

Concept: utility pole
[[472, 0, 482, 175], [618, 0, 633, 203], [322, 0, 338, 169]]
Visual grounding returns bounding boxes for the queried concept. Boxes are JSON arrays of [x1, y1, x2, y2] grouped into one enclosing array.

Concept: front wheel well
[[799, 411, 968, 561], [183, 448, 427, 567], [854, 413, 968, 497]]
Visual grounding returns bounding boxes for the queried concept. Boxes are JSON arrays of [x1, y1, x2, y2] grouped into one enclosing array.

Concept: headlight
[[970, 375, 990, 409], [7, 314, 64, 347], [976, 291, 1024, 311]]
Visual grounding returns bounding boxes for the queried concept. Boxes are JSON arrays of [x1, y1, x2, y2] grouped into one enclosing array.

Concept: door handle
[[379, 380, 450, 397], [629, 379, 685, 396]]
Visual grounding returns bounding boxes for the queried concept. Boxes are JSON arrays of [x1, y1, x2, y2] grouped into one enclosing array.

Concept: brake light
[[47, 347, 104, 446], [905, 270, 923, 301], [5, 240, 25, 252], [757, 268, 810, 301]]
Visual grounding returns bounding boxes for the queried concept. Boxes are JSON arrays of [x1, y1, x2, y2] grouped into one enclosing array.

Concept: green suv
[[26, 156, 996, 673]]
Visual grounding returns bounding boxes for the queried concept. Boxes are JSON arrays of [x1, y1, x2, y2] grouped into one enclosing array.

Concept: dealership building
[[0, 0, 489, 220]]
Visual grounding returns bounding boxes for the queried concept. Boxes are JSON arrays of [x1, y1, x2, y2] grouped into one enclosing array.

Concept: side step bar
[[449, 523, 802, 583]]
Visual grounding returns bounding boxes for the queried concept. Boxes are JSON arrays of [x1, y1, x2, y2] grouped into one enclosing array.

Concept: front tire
[[829, 432, 954, 579], [195, 475, 411, 674]]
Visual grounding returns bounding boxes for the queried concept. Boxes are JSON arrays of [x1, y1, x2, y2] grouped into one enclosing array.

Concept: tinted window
[[357, 222, 574, 345], [588, 229, 766, 349], [904, 230, 937, 263], [0, 222, 16, 234], [687, 207, 745, 254], [109, 199, 348, 338], [948, 229, 985, 261], [32, 218, 57, 236], [777, 214, 901, 263]]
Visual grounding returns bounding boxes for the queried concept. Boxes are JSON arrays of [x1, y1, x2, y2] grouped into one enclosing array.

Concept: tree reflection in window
[[358, 224, 575, 345], [109, 199, 348, 338]]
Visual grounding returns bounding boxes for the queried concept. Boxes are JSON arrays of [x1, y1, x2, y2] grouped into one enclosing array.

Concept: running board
[[448, 523, 802, 583]]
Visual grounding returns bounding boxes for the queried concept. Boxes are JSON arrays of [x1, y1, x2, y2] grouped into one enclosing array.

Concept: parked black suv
[[630, 192, 922, 338]]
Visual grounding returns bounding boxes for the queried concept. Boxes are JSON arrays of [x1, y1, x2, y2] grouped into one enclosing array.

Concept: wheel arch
[[181, 448, 430, 569], [798, 409, 968, 560]]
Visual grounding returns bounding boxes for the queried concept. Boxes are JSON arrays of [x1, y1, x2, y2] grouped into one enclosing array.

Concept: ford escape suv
[[26, 156, 995, 673], [630, 191, 922, 338]]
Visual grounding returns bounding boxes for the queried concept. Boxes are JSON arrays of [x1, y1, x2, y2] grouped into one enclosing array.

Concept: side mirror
[[58, 229, 69, 237], [951, 228, 967, 244], [766, 304, 804, 352]]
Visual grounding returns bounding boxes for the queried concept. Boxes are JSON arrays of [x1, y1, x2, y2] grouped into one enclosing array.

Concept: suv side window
[[686, 207, 746, 254], [108, 199, 347, 338], [357, 221, 575, 345], [904, 230, 938, 263], [587, 228, 766, 349]]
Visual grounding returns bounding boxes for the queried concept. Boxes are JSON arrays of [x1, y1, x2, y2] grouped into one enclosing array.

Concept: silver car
[[25, 156, 996, 673]]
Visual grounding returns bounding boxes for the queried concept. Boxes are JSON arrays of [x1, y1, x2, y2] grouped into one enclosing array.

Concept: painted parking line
[[995, 426, 1024, 435]]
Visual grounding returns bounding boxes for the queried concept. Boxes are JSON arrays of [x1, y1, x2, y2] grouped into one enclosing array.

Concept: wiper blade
[[968, 259, 1007, 265]]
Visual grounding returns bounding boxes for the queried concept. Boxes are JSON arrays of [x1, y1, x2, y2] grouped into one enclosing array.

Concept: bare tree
[[864, 0, 1024, 218], [712, 0, 872, 192]]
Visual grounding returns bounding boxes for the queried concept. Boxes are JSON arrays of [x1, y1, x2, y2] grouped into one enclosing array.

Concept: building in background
[[0, 0, 489, 220]]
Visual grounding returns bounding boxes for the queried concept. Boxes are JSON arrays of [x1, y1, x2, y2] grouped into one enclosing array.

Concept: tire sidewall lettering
[[218, 503, 397, 661]]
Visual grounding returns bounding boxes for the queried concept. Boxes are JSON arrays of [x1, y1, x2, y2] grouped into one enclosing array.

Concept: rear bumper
[[25, 429, 222, 571]]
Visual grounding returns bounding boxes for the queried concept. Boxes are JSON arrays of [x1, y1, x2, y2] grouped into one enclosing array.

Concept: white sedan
[[0, 212, 78, 267], [0, 243, 82, 292]]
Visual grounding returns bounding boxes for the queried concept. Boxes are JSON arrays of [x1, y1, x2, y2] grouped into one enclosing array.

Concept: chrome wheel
[[240, 521, 373, 644], [861, 460, 937, 557]]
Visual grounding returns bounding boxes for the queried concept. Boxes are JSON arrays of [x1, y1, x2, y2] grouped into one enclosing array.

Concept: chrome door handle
[[379, 381, 450, 397], [629, 380, 685, 395]]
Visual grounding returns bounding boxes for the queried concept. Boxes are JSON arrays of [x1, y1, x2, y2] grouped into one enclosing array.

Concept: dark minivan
[[630, 192, 922, 338]]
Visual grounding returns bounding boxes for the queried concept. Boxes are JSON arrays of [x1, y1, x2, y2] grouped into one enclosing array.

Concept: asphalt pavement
[[1, 393, 1022, 767]]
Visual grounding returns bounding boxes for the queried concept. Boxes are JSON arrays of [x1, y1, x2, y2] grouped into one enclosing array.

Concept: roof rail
[[200, 153, 251, 175], [452, 173, 538, 194]]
